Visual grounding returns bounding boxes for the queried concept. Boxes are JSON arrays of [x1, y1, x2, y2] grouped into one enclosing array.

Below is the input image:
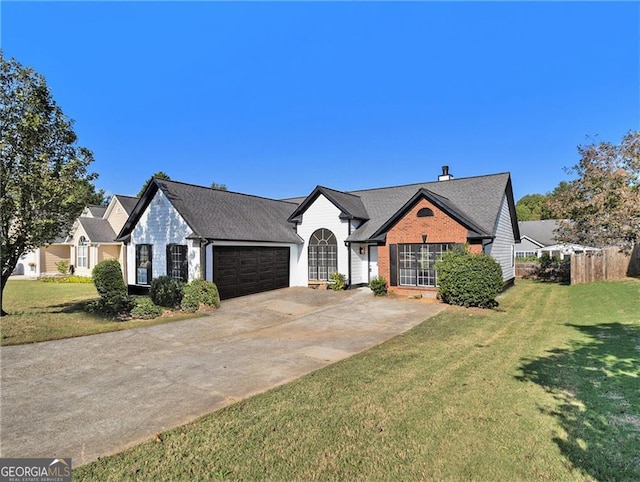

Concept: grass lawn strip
[[74, 279, 639, 481], [0, 280, 204, 345]]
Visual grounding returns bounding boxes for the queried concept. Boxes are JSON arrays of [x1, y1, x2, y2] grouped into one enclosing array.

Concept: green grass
[[1, 280, 202, 345], [74, 279, 640, 481]]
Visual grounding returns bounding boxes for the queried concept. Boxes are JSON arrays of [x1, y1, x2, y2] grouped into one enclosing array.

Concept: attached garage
[[213, 246, 290, 300]]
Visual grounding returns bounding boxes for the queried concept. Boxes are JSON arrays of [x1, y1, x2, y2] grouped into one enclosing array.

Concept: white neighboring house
[[117, 167, 521, 300], [516, 220, 599, 260], [11, 195, 138, 278]]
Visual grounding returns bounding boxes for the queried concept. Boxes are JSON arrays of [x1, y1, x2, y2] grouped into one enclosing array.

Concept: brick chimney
[[438, 165, 453, 181]]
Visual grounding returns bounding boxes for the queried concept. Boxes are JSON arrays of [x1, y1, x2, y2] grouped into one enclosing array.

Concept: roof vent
[[438, 165, 453, 181]]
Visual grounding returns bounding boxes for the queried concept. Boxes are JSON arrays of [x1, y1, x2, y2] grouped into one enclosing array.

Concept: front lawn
[[75, 279, 640, 481], [1, 280, 202, 345]]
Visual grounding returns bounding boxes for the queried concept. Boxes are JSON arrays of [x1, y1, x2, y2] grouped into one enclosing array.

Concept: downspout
[[346, 221, 352, 288]]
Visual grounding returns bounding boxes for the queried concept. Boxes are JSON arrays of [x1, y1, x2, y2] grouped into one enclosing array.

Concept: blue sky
[[2, 1, 638, 202]]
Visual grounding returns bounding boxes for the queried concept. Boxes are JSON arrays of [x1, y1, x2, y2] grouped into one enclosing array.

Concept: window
[[515, 251, 537, 259], [166, 244, 188, 282], [398, 243, 456, 287], [308, 228, 337, 281], [417, 207, 434, 217], [77, 236, 88, 268], [136, 244, 153, 285]]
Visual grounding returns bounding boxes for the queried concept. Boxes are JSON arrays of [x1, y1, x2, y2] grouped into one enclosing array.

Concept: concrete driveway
[[0, 287, 444, 466]]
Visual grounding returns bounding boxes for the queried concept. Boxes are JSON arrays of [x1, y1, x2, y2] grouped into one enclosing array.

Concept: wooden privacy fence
[[570, 246, 640, 285], [515, 262, 538, 279]]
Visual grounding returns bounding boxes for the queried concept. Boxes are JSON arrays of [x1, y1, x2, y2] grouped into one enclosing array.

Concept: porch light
[[422, 234, 428, 244]]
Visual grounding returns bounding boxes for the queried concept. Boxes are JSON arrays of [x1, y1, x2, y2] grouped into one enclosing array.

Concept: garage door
[[213, 247, 290, 300]]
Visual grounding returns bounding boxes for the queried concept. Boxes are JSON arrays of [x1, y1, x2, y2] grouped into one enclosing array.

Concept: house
[[12, 195, 138, 278], [117, 167, 520, 299], [516, 220, 599, 259]]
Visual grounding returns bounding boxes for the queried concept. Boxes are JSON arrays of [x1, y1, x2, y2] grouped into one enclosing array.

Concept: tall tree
[[515, 193, 553, 221], [550, 131, 640, 251], [210, 182, 227, 191], [1, 52, 98, 314], [137, 171, 170, 197]]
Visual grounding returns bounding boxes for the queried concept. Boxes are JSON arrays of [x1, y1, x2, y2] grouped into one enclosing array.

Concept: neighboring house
[[67, 195, 139, 278], [516, 220, 599, 259], [516, 220, 558, 259], [11, 195, 138, 278], [117, 167, 520, 299], [516, 219, 599, 259]]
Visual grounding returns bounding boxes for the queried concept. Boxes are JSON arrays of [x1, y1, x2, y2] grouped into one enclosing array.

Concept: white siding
[[295, 194, 350, 286], [128, 190, 200, 284], [486, 193, 516, 281]]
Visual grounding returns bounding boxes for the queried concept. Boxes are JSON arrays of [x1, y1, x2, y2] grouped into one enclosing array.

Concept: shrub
[[92, 260, 126, 300], [181, 279, 220, 312], [130, 296, 163, 319], [329, 272, 346, 291], [86, 295, 135, 318], [369, 276, 387, 296], [535, 254, 570, 283], [55, 259, 69, 275], [435, 248, 503, 309], [150, 276, 184, 308]]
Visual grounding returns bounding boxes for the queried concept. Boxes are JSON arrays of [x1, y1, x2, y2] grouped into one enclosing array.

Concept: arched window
[[77, 236, 88, 268], [308, 228, 337, 281], [417, 207, 434, 217]]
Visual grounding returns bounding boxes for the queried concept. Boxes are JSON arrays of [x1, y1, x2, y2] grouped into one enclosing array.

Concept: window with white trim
[[77, 236, 88, 268], [308, 228, 337, 281], [398, 243, 457, 287]]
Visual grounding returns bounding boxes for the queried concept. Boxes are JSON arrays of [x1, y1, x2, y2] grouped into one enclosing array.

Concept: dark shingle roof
[[290, 173, 515, 242], [118, 179, 303, 244], [114, 195, 139, 215], [289, 186, 369, 222], [87, 205, 107, 218], [518, 220, 559, 246], [78, 218, 117, 243]]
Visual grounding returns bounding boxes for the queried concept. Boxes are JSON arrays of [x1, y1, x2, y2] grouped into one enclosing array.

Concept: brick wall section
[[378, 198, 482, 296]]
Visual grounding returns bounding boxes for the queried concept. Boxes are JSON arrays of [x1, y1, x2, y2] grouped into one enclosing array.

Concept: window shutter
[[389, 244, 398, 286], [180, 245, 188, 281], [146, 246, 153, 283], [166, 245, 172, 277]]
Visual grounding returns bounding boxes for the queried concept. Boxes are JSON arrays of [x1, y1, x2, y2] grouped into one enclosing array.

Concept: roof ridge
[[157, 178, 298, 206], [347, 171, 510, 194], [317, 185, 362, 199]]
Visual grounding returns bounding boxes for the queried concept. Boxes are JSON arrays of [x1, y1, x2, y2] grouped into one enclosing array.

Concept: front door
[[368, 246, 378, 282]]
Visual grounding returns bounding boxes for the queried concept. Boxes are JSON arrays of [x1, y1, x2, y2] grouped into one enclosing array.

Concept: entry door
[[368, 246, 378, 282]]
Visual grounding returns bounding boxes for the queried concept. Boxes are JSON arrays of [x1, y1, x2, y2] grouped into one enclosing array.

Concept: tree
[[76, 178, 108, 206], [137, 171, 170, 197], [515, 193, 553, 221], [1, 52, 98, 314], [549, 131, 640, 251], [210, 182, 227, 191]]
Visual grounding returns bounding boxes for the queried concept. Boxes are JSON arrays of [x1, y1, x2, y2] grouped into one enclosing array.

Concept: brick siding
[[378, 198, 482, 296]]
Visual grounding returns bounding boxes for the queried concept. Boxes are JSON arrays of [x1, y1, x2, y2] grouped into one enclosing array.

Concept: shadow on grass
[[517, 323, 640, 481]]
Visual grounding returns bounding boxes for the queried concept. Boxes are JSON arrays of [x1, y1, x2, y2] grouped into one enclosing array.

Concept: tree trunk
[[1, 254, 19, 316]]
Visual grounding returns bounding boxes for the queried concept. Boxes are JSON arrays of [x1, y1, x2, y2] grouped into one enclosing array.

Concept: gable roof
[[517, 220, 559, 247], [77, 218, 117, 243], [113, 195, 139, 215], [289, 172, 518, 243], [288, 185, 369, 222], [117, 178, 303, 244], [367, 188, 493, 242], [86, 205, 107, 218]]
